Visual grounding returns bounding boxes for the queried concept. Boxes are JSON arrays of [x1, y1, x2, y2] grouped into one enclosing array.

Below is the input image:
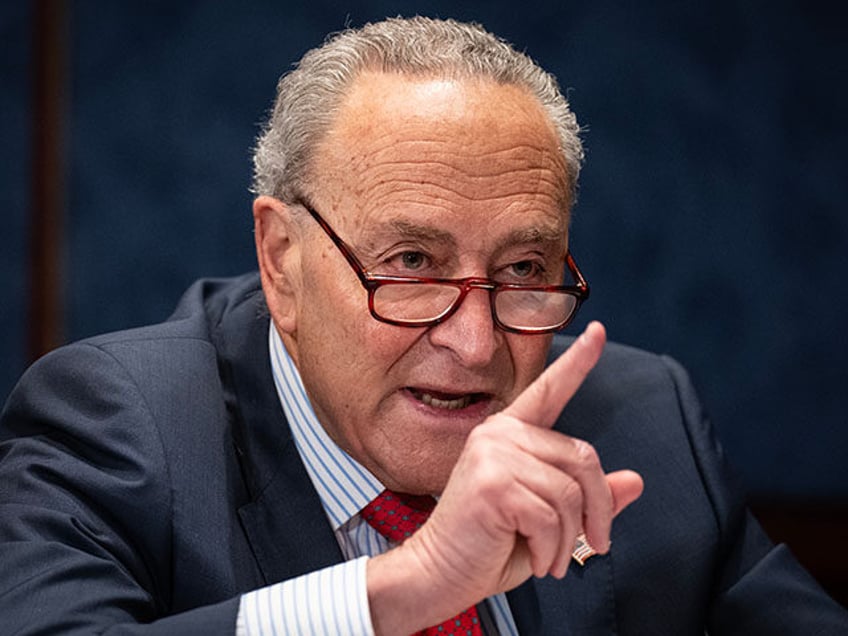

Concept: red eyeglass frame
[[300, 200, 590, 334]]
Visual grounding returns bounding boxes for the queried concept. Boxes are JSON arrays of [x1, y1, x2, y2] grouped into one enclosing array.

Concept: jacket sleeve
[[660, 355, 848, 635], [0, 342, 241, 635]]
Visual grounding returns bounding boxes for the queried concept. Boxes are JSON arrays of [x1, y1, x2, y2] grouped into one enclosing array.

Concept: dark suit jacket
[[1, 273, 845, 634]]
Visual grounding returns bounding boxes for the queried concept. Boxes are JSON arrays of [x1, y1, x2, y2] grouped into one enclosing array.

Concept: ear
[[254, 195, 302, 335]]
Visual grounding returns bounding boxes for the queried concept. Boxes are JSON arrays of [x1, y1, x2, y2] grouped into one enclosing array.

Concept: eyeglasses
[[300, 201, 589, 334]]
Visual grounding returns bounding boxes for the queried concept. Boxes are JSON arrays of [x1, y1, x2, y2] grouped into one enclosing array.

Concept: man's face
[[277, 72, 571, 495]]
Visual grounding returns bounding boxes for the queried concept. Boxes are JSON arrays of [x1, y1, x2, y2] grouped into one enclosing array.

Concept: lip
[[402, 386, 496, 420]]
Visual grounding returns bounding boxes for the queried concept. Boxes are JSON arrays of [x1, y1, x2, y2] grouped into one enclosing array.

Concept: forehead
[[329, 71, 558, 140], [309, 72, 571, 243]]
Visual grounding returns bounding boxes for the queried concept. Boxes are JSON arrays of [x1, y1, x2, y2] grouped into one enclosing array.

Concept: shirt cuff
[[236, 555, 374, 636]]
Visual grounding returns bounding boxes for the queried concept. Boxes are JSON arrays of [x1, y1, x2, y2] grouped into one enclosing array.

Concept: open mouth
[[407, 388, 489, 411]]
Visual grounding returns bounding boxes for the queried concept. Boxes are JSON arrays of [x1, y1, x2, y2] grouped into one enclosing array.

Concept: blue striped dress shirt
[[236, 326, 519, 635]]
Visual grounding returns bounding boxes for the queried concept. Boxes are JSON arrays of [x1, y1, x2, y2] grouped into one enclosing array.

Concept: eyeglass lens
[[372, 284, 578, 330]]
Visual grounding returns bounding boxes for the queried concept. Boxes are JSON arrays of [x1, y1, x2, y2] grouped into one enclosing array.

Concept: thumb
[[607, 469, 644, 517]]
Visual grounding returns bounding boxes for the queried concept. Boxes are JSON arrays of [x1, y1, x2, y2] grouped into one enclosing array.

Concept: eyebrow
[[362, 219, 458, 250], [494, 224, 566, 252], [362, 218, 566, 253], [390, 219, 457, 244]]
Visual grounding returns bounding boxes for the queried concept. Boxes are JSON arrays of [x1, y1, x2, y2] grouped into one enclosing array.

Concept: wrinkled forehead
[[307, 72, 573, 216]]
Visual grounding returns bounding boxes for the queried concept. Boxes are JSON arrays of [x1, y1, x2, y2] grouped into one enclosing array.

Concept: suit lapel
[[212, 284, 344, 584], [237, 439, 345, 584]]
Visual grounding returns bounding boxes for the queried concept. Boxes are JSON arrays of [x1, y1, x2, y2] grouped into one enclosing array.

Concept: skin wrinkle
[[347, 161, 563, 191], [357, 143, 566, 172], [355, 164, 565, 194], [345, 157, 567, 213], [341, 155, 566, 208], [342, 205, 568, 283], [357, 180, 563, 204], [353, 189, 562, 224], [369, 220, 457, 252], [353, 219, 566, 281], [352, 202, 564, 238], [357, 168, 563, 190], [319, 77, 570, 212]]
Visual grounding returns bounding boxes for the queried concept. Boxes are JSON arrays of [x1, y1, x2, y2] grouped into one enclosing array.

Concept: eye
[[381, 250, 432, 274], [501, 260, 545, 282], [510, 260, 537, 278], [400, 251, 427, 271]]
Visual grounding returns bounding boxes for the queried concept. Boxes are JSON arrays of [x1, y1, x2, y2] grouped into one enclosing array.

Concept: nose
[[426, 287, 502, 367]]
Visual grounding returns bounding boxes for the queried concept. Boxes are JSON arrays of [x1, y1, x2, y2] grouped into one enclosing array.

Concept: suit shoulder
[[549, 333, 681, 386], [7, 274, 265, 406], [75, 273, 264, 349], [550, 333, 700, 445]]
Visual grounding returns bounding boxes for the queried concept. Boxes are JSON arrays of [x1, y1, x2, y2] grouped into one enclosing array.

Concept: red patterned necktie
[[361, 490, 484, 636]]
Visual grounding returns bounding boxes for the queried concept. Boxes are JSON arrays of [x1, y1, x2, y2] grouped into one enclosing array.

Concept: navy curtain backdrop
[[2, 1, 846, 498]]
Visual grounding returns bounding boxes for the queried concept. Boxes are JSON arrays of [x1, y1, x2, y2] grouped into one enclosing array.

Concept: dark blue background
[[2, 1, 846, 497]]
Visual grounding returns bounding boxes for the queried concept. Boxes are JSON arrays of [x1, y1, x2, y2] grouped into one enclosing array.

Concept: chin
[[380, 448, 457, 496]]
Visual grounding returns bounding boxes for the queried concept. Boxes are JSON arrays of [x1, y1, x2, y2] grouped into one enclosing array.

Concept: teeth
[[420, 392, 472, 410]]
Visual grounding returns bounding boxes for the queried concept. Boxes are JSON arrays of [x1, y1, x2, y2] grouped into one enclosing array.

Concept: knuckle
[[466, 421, 501, 452], [537, 503, 560, 529], [571, 438, 601, 470], [559, 478, 584, 512], [466, 422, 488, 446]]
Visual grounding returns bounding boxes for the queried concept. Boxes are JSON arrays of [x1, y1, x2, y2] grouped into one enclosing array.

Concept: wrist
[[366, 542, 476, 636]]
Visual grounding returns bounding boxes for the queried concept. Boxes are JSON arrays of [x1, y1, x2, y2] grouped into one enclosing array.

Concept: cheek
[[506, 334, 553, 394], [299, 257, 363, 336], [297, 247, 419, 365], [299, 280, 417, 388]]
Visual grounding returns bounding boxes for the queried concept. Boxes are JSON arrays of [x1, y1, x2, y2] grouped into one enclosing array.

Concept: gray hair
[[252, 16, 584, 206]]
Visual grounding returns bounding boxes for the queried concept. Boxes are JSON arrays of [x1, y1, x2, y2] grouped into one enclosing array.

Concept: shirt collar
[[268, 325, 383, 530]]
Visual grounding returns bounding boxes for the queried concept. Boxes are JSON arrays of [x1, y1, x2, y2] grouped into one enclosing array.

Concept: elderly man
[[1, 16, 845, 636]]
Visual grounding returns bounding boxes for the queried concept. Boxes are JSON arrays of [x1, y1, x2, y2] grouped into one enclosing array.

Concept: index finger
[[503, 321, 606, 428]]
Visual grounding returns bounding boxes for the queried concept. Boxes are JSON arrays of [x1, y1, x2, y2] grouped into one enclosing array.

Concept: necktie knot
[[361, 490, 436, 543]]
